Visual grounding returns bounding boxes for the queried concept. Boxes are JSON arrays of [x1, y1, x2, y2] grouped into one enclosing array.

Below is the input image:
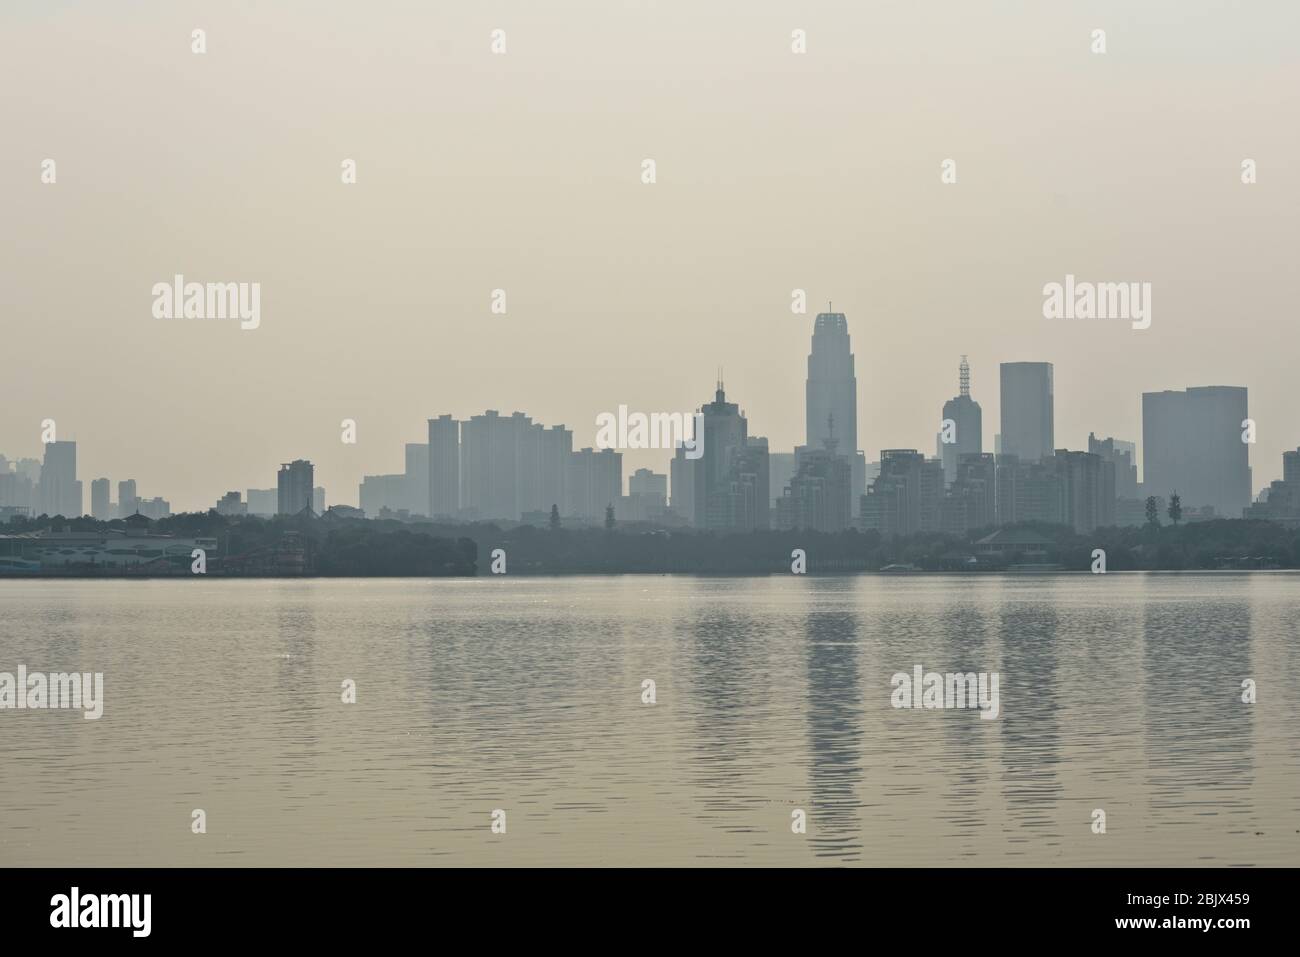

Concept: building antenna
[[959, 355, 971, 397]]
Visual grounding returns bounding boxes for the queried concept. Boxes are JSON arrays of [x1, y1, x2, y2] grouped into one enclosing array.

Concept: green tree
[[1145, 496, 1161, 528], [1168, 492, 1182, 526]]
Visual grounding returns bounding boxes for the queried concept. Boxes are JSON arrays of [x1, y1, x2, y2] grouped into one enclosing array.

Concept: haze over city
[[3, 0, 1298, 513]]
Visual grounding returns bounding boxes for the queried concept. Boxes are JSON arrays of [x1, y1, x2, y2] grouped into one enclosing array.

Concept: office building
[[1000, 362, 1054, 463], [939, 356, 983, 487], [1142, 386, 1250, 518], [806, 309, 865, 513]]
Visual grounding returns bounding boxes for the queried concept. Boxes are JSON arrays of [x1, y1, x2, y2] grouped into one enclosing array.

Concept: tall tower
[[940, 356, 983, 487], [805, 307, 863, 511], [806, 309, 857, 458], [38, 440, 81, 518], [999, 362, 1054, 464], [687, 379, 768, 531]]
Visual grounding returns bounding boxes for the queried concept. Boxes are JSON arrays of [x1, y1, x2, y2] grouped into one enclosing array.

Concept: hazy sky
[[3, 1, 1298, 511]]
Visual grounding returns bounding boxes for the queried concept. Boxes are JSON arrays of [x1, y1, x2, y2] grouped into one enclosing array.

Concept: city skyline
[[4, 3, 1298, 516], [0, 321, 1275, 525]]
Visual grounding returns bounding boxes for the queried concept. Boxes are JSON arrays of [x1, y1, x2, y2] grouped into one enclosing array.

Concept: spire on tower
[[959, 355, 971, 397]]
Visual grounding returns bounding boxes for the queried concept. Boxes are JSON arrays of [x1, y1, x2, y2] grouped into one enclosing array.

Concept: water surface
[[1, 573, 1297, 866]]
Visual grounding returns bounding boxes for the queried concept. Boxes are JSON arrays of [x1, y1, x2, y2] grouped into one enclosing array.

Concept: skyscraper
[[38, 440, 81, 518], [1053, 449, 1114, 533], [940, 356, 983, 487], [277, 459, 315, 515], [91, 477, 111, 520], [1142, 386, 1250, 518], [565, 447, 622, 521], [686, 380, 768, 530], [1000, 362, 1054, 463], [539, 425, 571, 517], [427, 415, 460, 519], [404, 443, 428, 515], [805, 309, 864, 511], [118, 479, 138, 518]]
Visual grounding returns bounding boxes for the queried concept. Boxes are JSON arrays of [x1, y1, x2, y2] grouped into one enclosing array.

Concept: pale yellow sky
[[2, 1, 1298, 510]]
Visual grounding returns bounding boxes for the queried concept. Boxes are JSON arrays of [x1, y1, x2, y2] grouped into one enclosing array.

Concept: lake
[[1, 573, 1296, 866]]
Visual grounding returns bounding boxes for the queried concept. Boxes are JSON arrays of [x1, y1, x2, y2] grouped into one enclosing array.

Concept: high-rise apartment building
[[427, 415, 460, 519], [38, 441, 81, 518], [90, 477, 112, 520], [277, 459, 314, 516], [118, 479, 138, 518], [861, 449, 943, 537]]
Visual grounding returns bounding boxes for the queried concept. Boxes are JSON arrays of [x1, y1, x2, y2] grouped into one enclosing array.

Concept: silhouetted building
[[670, 444, 694, 522], [136, 496, 171, 520], [1088, 434, 1138, 500], [38, 440, 81, 518], [806, 309, 866, 514], [91, 477, 112, 520], [359, 474, 404, 519], [566, 447, 622, 521], [1245, 447, 1300, 527], [941, 452, 996, 534], [1143, 386, 1251, 518], [768, 452, 797, 509], [1000, 362, 1054, 463], [0, 469, 35, 515], [620, 468, 668, 522], [0, 457, 38, 516], [682, 381, 769, 531], [400, 443, 427, 516], [118, 479, 138, 518], [427, 415, 461, 519], [277, 459, 314, 515], [860, 450, 943, 537], [995, 454, 1061, 526], [216, 491, 246, 516], [246, 488, 276, 517], [939, 356, 983, 487], [1053, 449, 1114, 533], [776, 429, 852, 532]]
